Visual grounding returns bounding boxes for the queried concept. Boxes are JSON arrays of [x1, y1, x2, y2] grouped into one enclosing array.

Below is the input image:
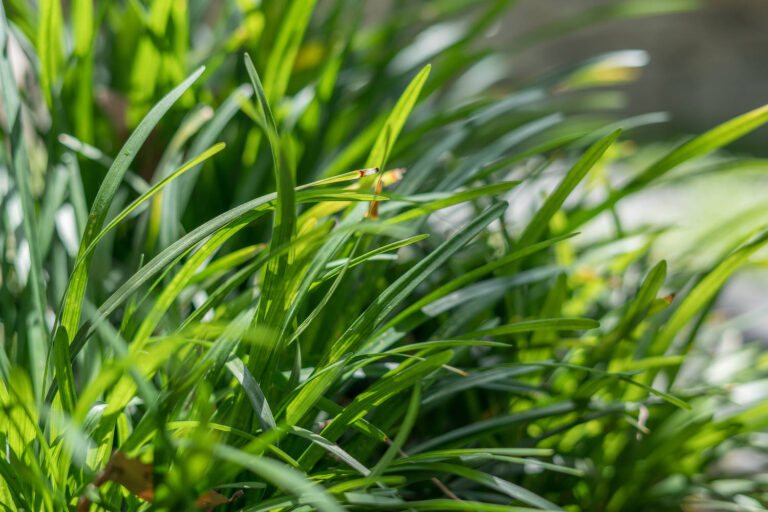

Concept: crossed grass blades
[[2, 1, 768, 511]]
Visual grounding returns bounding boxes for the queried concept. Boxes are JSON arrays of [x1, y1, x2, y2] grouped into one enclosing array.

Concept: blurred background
[[368, 0, 768, 151], [503, 0, 768, 151]]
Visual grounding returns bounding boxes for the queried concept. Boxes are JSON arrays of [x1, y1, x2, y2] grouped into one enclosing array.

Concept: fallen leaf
[[77, 451, 242, 511], [195, 489, 244, 512]]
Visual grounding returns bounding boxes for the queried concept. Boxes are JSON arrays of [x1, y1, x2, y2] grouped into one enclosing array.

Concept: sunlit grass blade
[[324, 201, 508, 363], [262, 0, 318, 104], [52, 328, 76, 414], [649, 229, 768, 358], [365, 64, 432, 170], [0, 3, 49, 393], [212, 444, 344, 512], [36, 0, 63, 107], [460, 318, 600, 338], [244, 53, 298, 376], [74, 143, 225, 270], [570, 104, 768, 229], [518, 129, 620, 247], [316, 234, 428, 283], [57, 65, 205, 350], [226, 357, 276, 432], [384, 182, 519, 224]]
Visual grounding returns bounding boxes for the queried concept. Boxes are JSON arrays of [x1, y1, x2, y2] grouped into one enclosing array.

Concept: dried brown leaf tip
[[366, 175, 384, 219], [357, 167, 379, 177], [77, 451, 152, 512], [196, 489, 245, 512], [365, 168, 406, 219], [662, 293, 676, 304], [76, 451, 242, 512]]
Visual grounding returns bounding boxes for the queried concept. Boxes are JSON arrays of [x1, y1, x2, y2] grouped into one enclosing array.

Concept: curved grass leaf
[[460, 318, 600, 339], [365, 64, 432, 170], [58, 65, 205, 348], [369, 382, 421, 477], [570, 104, 768, 229], [650, 229, 768, 357], [518, 129, 620, 247], [392, 462, 562, 510], [212, 444, 344, 512], [227, 357, 277, 432]]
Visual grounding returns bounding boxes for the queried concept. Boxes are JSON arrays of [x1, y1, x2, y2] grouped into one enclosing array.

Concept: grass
[[1, 1, 768, 511]]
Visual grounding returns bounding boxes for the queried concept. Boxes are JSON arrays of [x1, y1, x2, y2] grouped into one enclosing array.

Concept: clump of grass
[[2, 1, 768, 511]]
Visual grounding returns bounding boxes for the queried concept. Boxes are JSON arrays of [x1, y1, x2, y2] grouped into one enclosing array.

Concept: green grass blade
[[384, 182, 519, 224], [173, 84, 254, 223], [461, 318, 600, 338], [290, 426, 370, 476], [36, 0, 63, 107], [422, 367, 539, 408], [262, 0, 318, 104], [369, 382, 421, 477], [52, 328, 76, 414], [570, 104, 768, 229], [58, 65, 205, 348], [325, 201, 508, 363], [394, 448, 553, 463], [606, 260, 667, 345], [365, 64, 431, 169], [443, 114, 563, 190], [508, 361, 691, 409], [650, 229, 768, 357], [371, 234, 576, 345], [395, 462, 563, 510], [244, 54, 297, 369], [212, 444, 344, 512], [75, 143, 225, 270], [226, 357, 277, 432], [421, 268, 562, 317], [0, 3, 49, 393], [298, 351, 453, 470], [518, 129, 620, 247], [343, 498, 539, 511], [316, 234, 429, 283], [632, 103, 768, 188], [412, 402, 580, 453]]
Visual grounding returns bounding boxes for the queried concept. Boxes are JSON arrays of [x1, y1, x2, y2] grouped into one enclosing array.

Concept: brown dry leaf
[[366, 176, 384, 219], [195, 489, 244, 512], [77, 451, 242, 512], [365, 168, 405, 220], [106, 451, 154, 500], [77, 451, 153, 512]]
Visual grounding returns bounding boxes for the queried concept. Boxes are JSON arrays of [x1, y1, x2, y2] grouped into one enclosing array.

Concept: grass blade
[[226, 357, 277, 432], [0, 3, 49, 393], [365, 65, 432, 170], [460, 318, 600, 338], [58, 65, 205, 348], [518, 129, 621, 247], [650, 229, 768, 357], [570, 104, 768, 228]]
